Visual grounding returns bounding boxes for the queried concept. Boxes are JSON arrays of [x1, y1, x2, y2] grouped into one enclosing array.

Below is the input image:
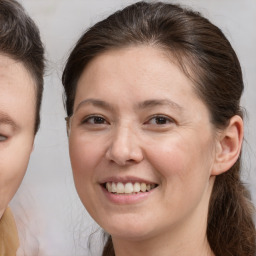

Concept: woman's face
[[0, 55, 35, 218], [69, 46, 218, 241]]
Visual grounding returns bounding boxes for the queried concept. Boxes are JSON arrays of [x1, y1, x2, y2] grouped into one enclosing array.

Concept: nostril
[[105, 135, 143, 165], [126, 159, 137, 165]]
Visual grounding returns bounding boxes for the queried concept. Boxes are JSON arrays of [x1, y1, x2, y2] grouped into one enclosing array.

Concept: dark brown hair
[[62, 2, 256, 256], [0, 0, 45, 133]]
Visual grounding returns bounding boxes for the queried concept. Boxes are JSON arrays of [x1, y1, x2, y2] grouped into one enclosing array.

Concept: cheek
[[69, 134, 104, 181], [0, 136, 33, 214], [69, 134, 106, 216], [146, 142, 188, 186], [146, 134, 214, 186], [144, 135, 215, 222]]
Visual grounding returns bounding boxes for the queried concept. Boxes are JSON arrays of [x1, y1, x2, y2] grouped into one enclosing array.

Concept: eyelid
[[81, 114, 110, 125], [144, 114, 176, 125]]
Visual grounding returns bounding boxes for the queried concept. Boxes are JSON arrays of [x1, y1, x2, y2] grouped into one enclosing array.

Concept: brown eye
[[0, 135, 7, 142], [154, 116, 169, 125], [82, 115, 108, 125], [146, 115, 174, 125]]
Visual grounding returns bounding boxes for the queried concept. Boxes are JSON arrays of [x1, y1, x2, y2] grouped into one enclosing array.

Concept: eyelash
[[0, 134, 8, 142], [81, 114, 175, 126], [81, 115, 109, 125], [145, 115, 175, 125]]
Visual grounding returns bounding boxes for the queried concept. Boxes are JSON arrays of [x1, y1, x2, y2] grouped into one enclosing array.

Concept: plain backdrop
[[9, 0, 256, 255]]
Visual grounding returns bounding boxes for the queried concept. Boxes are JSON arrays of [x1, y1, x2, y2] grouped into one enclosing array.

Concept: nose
[[106, 125, 143, 166]]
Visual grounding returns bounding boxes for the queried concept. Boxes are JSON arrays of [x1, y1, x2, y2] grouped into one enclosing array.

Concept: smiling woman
[[0, 0, 44, 254], [62, 1, 256, 256]]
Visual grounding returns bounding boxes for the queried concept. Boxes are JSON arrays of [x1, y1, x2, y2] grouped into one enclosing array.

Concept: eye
[[0, 134, 7, 142], [82, 115, 109, 125], [145, 115, 175, 125]]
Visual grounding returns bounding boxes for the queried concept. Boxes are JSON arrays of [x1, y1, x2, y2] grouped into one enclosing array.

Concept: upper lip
[[99, 176, 158, 185]]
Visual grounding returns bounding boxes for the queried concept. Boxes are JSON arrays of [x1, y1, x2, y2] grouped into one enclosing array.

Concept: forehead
[[0, 54, 36, 127], [76, 46, 198, 103]]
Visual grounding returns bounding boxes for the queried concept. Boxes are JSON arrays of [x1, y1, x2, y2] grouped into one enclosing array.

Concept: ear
[[211, 115, 243, 176]]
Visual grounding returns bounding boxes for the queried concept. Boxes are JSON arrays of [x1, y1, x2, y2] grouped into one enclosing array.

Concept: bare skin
[[0, 54, 35, 218], [69, 46, 242, 256]]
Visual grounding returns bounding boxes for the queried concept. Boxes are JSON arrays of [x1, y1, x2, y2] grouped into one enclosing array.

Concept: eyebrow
[[0, 112, 18, 129], [75, 98, 183, 114], [137, 99, 183, 112], [75, 98, 113, 113]]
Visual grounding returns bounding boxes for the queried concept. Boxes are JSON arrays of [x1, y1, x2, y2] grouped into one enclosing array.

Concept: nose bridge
[[106, 122, 143, 165]]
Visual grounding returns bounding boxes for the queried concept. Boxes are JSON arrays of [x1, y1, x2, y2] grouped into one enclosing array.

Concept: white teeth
[[111, 182, 117, 193], [124, 183, 133, 193], [140, 183, 147, 192], [133, 182, 140, 192], [106, 182, 111, 192], [105, 181, 157, 194], [116, 182, 124, 193]]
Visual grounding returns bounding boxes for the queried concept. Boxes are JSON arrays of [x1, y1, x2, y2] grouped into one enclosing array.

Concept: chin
[[110, 229, 152, 242], [102, 217, 154, 241]]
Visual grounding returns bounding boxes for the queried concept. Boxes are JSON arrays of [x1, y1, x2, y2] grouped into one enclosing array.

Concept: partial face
[[69, 46, 217, 241], [0, 54, 35, 218]]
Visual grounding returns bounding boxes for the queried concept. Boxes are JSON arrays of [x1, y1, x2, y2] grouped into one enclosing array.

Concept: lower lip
[[101, 186, 155, 205]]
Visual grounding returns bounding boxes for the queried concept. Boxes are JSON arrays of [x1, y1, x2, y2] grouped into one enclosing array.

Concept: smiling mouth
[[103, 182, 158, 194]]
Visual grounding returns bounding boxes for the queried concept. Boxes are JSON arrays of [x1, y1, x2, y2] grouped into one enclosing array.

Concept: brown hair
[[62, 2, 256, 255], [0, 0, 45, 133]]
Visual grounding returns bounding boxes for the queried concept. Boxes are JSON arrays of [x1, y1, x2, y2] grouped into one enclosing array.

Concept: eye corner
[[0, 134, 8, 142]]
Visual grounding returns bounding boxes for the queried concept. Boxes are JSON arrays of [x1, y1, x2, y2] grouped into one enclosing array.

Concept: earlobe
[[211, 115, 243, 176]]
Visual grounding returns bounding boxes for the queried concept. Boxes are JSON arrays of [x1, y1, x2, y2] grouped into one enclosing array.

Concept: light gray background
[[10, 0, 255, 255]]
